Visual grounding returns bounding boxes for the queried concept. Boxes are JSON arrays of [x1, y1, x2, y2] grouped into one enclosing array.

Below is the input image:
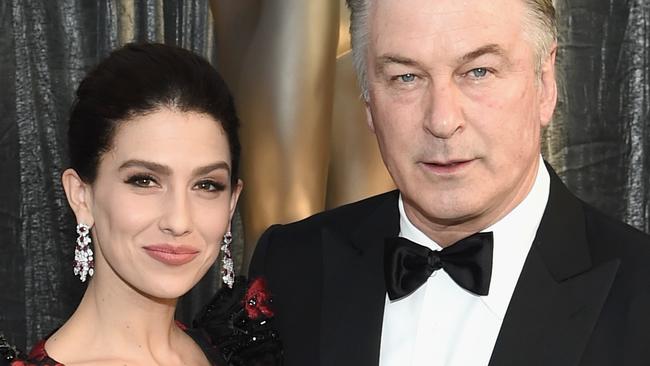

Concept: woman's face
[[74, 108, 241, 300]]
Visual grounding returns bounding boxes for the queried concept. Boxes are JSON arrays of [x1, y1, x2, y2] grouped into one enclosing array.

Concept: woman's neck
[[44, 272, 192, 365]]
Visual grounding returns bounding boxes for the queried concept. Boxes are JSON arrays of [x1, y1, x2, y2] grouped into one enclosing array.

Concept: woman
[[1, 43, 280, 366]]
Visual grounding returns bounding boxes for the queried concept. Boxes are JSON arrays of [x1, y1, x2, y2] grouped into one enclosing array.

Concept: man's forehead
[[369, 0, 522, 12], [368, 0, 526, 62], [368, 0, 524, 38]]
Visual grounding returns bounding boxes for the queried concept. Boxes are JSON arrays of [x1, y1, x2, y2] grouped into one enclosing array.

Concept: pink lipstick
[[143, 244, 199, 266]]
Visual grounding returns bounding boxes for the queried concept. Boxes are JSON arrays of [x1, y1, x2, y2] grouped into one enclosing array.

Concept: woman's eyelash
[[195, 180, 227, 192], [124, 174, 158, 187], [123, 175, 227, 192]]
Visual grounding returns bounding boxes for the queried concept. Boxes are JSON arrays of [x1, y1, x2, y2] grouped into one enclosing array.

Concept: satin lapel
[[489, 166, 620, 366], [320, 191, 400, 366]]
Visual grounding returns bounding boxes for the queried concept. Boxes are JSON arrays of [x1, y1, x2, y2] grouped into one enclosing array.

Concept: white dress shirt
[[379, 157, 550, 366]]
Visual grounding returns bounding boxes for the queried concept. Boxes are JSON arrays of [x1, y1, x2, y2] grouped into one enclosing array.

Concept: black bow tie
[[384, 232, 493, 300]]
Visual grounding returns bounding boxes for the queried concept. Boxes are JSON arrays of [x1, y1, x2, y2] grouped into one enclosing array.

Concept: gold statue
[[210, 0, 393, 267]]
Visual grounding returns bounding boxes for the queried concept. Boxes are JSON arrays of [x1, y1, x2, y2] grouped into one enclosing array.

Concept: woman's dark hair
[[68, 42, 241, 185]]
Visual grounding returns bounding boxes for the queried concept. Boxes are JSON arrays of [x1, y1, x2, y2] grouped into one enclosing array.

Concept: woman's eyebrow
[[118, 159, 171, 175], [118, 159, 231, 177], [192, 162, 231, 177]]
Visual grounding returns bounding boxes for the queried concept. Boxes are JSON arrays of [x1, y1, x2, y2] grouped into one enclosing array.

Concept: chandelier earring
[[74, 223, 94, 282], [221, 231, 234, 288]]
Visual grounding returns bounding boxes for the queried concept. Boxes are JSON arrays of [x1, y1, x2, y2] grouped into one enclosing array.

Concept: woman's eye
[[195, 180, 225, 192], [125, 175, 157, 187], [398, 73, 416, 83], [468, 68, 489, 78]]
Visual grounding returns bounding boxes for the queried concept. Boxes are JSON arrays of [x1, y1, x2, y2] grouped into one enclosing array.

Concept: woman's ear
[[228, 179, 244, 222], [61, 168, 94, 226]]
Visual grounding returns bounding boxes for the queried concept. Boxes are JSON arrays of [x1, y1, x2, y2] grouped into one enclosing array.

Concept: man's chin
[[404, 195, 482, 226]]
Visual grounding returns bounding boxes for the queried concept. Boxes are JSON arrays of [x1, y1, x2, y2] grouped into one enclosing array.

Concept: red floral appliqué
[[26, 339, 48, 361], [6, 338, 65, 366], [243, 277, 274, 320]]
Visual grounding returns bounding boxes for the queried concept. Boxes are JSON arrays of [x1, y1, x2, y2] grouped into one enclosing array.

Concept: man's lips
[[421, 159, 475, 174], [143, 244, 200, 266]]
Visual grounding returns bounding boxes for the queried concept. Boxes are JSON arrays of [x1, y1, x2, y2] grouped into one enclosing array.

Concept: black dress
[[1, 277, 282, 366]]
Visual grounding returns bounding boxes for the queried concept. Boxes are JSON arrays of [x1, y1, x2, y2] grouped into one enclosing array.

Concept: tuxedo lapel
[[320, 191, 400, 366], [489, 167, 620, 366]]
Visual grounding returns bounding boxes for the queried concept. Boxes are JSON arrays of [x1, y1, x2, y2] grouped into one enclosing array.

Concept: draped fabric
[[0, 0, 246, 350], [546, 0, 650, 232]]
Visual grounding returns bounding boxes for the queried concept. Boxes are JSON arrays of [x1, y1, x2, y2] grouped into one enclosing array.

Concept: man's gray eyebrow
[[375, 45, 506, 73], [375, 54, 422, 74], [457, 44, 506, 64]]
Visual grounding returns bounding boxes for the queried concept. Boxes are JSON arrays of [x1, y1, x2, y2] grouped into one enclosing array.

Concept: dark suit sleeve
[[249, 224, 282, 279]]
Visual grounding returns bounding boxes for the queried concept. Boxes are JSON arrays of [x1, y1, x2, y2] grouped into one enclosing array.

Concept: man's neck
[[404, 158, 543, 247]]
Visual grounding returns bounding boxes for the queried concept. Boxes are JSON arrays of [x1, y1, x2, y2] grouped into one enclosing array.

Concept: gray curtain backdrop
[[547, 0, 649, 232], [0, 0, 245, 350], [0, 0, 648, 353]]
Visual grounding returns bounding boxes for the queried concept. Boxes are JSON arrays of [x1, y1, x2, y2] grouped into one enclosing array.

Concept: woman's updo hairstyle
[[68, 42, 240, 185]]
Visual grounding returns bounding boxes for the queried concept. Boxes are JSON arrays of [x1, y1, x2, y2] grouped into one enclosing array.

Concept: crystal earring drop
[[74, 223, 94, 282], [221, 231, 234, 288]]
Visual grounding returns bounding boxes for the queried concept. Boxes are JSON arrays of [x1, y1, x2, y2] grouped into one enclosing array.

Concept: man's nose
[[423, 81, 464, 139]]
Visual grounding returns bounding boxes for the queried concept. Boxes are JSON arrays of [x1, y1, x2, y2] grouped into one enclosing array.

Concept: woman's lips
[[143, 244, 199, 266]]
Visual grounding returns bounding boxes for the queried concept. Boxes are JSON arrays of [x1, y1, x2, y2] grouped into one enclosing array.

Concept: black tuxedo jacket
[[250, 167, 650, 366]]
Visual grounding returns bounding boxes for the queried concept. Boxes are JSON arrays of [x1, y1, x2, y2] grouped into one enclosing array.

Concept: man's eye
[[468, 68, 489, 78], [398, 73, 416, 83], [125, 175, 157, 187]]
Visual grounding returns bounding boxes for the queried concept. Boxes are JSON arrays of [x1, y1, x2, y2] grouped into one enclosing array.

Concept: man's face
[[365, 0, 557, 240]]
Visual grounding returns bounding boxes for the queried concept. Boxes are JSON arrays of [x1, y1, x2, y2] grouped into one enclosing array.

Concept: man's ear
[[61, 168, 94, 227], [539, 44, 558, 128], [365, 101, 376, 133]]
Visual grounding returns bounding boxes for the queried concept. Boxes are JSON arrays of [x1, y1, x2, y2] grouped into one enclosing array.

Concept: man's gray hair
[[346, 0, 557, 100]]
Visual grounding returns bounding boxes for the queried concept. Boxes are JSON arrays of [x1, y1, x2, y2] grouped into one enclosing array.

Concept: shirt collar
[[398, 156, 550, 319]]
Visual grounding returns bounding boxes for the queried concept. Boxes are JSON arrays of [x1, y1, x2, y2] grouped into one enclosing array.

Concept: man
[[250, 0, 650, 365]]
